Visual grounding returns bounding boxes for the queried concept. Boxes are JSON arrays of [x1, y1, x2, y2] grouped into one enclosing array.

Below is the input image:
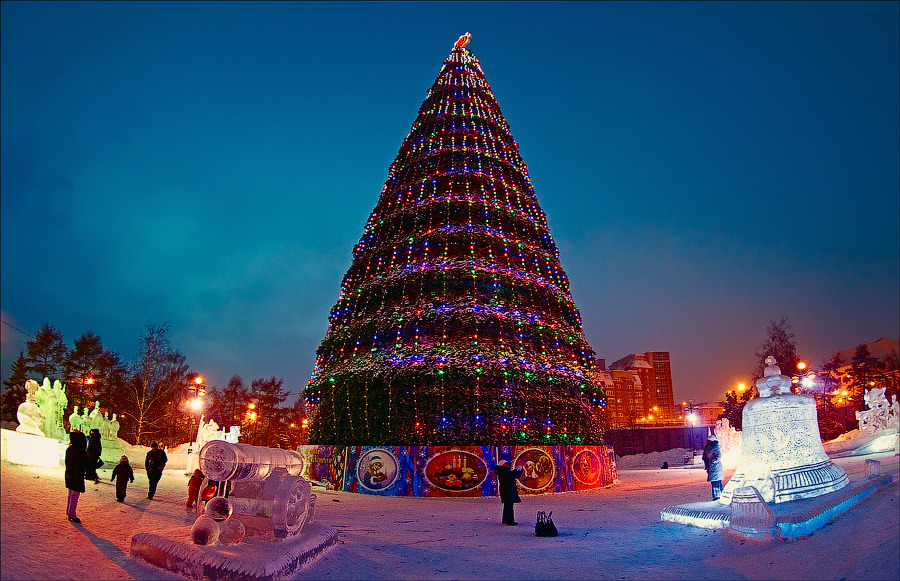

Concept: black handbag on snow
[[535, 510, 558, 537]]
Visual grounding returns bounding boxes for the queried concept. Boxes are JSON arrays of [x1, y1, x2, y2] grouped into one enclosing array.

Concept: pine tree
[[25, 323, 68, 380], [305, 37, 605, 445], [752, 316, 800, 387], [1, 351, 30, 422]]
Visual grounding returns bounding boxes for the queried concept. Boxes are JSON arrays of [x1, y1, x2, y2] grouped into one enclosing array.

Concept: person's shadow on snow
[[75, 525, 156, 577]]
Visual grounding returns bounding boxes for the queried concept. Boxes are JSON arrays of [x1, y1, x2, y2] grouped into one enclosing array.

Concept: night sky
[[2, 2, 898, 406]]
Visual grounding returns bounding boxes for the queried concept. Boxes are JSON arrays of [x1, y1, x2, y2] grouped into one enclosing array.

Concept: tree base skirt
[[298, 444, 618, 497]]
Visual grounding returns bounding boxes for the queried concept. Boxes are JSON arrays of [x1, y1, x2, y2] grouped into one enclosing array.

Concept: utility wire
[[1, 319, 33, 340]]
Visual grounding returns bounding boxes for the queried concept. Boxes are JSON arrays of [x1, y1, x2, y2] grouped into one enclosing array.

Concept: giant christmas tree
[[305, 35, 606, 445]]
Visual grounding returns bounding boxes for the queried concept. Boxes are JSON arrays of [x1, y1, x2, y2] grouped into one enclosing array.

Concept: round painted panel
[[572, 449, 601, 486], [357, 448, 399, 492], [514, 448, 555, 492], [424, 450, 488, 492]]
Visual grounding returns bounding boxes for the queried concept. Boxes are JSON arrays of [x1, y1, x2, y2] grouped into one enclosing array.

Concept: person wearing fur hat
[[495, 459, 523, 525], [702, 433, 723, 500]]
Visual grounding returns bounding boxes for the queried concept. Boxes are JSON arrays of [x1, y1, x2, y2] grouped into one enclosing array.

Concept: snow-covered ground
[[1, 451, 897, 580]]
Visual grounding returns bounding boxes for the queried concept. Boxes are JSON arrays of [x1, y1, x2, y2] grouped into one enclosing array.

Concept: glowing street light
[[187, 376, 206, 453]]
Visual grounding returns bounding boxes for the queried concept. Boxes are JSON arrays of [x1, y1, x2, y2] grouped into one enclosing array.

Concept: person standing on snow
[[145, 442, 168, 500], [85, 428, 103, 483], [702, 433, 724, 500], [64, 431, 89, 523], [495, 459, 523, 526], [186, 469, 205, 508]]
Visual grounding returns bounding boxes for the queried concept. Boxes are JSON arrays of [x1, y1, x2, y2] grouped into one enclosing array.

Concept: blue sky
[[2, 1, 898, 405]]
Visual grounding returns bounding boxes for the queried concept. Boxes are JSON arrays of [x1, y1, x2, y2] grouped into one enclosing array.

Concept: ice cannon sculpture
[[198, 441, 315, 539]]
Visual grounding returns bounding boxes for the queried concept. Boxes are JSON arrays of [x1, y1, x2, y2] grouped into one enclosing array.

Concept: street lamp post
[[683, 401, 701, 451], [187, 376, 206, 454], [246, 402, 258, 446]]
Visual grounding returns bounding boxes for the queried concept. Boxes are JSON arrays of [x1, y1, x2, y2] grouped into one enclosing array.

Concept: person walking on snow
[[702, 433, 724, 500], [495, 459, 523, 526], [111, 455, 135, 502], [145, 442, 168, 500]]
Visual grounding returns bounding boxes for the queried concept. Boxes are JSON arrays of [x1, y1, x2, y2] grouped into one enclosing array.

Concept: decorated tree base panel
[[660, 473, 893, 540], [130, 523, 337, 580], [301, 444, 617, 496]]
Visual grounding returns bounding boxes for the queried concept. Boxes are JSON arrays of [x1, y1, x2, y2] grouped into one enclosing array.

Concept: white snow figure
[[856, 387, 891, 434], [35, 378, 62, 439], [109, 414, 120, 440], [889, 396, 899, 432], [224, 425, 241, 444], [195, 418, 222, 452], [16, 380, 45, 436], [68, 405, 82, 433]]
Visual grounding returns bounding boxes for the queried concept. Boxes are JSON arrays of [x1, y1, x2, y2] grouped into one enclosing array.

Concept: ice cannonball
[[218, 517, 246, 545], [191, 515, 220, 545], [205, 497, 233, 522]]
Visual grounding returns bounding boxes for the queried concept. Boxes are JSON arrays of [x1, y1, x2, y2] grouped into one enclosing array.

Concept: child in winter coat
[[186, 469, 204, 508], [110, 455, 135, 502]]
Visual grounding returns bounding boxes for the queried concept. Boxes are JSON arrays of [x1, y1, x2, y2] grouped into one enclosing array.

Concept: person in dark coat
[[495, 459, 523, 526], [702, 433, 724, 500], [186, 469, 204, 508], [65, 431, 89, 523], [111, 455, 135, 502], [85, 428, 103, 483], [145, 442, 168, 500]]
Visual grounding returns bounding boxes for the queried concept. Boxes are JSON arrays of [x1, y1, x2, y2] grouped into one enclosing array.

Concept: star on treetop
[[454, 32, 472, 49]]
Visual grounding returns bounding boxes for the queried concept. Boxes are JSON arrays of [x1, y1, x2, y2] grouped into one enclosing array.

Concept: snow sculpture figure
[[16, 379, 45, 436], [856, 388, 891, 434], [195, 418, 221, 453], [69, 406, 82, 433], [35, 378, 62, 439], [714, 417, 742, 468], [88, 401, 102, 432], [889, 396, 900, 432], [101, 411, 110, 438], [719, 356, 848, 504], [224, 425, 241, 444], [109, 413, 120, 440]]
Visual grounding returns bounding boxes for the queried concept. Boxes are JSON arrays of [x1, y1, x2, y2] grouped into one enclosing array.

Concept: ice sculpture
[[719, 356, 848, 504], [16, 380, 44, 436], [198, 441, 314, 540], [856, 387, 893, 434]]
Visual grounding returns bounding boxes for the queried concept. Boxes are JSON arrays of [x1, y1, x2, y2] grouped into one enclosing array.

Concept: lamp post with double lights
[[682, 401, 702, 451], [187, 376, 206, 454], [245, 402, 258, 446], [792, 362, 820, 408]]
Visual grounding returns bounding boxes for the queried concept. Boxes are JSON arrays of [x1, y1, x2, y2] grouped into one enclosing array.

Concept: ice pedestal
[[719, 357, 848, 504], [130, 522, 337, 580]]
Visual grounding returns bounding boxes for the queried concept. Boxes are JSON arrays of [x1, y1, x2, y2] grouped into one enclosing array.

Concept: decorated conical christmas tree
[[305, 35, 606, 445]]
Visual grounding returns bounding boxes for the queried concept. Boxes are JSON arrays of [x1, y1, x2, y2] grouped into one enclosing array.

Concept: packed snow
[[0, 450, 897, 580]]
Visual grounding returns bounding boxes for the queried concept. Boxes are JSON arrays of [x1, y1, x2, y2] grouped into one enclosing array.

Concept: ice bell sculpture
[[719, 356, 848, 504]]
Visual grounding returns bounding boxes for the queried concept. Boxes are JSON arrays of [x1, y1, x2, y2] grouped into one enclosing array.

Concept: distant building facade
[[602, 351, 676, 428], [674, 401, 724, 427]]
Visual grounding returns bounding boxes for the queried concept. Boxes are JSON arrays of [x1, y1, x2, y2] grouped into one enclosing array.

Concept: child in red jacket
[[186, 469, 204, 508]]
